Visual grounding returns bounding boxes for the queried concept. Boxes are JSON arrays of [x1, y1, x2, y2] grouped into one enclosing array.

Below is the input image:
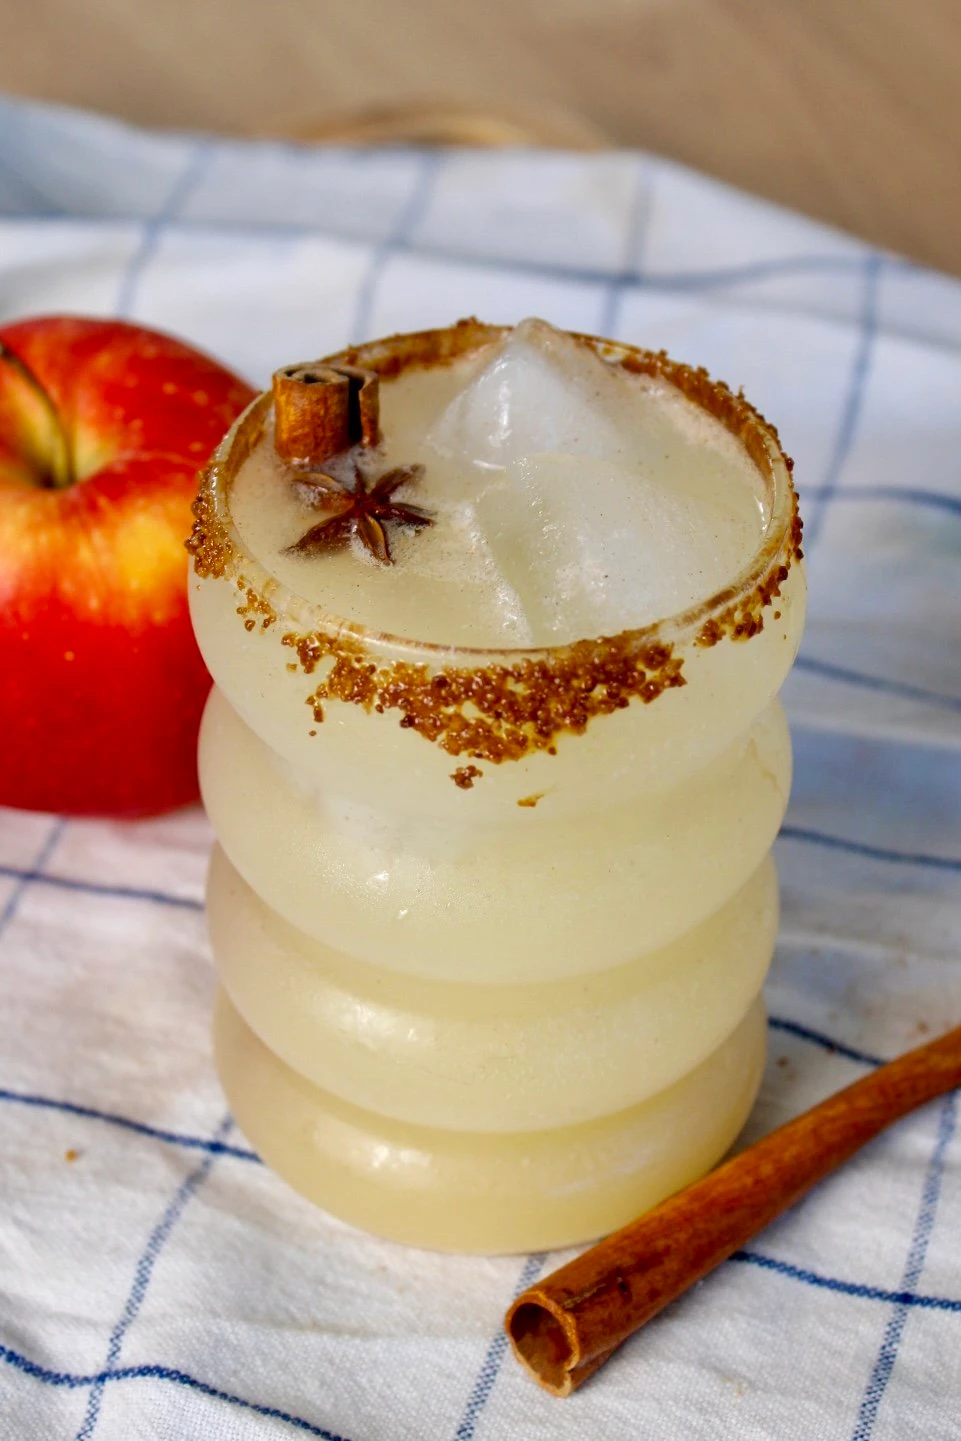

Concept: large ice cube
[[427, 318, 631, 469], [418, 318, 766, 642], [474, 451, 762, 642]]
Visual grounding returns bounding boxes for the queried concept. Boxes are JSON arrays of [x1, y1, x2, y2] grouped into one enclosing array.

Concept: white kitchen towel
[[0, 95, 959, 1441]]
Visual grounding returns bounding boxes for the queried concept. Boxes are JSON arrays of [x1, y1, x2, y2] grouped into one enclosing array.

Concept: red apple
[[0, 316, 254, 817]]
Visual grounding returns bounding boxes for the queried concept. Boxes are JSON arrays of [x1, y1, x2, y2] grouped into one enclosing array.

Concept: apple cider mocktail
[[187, 319, 805, 1252]]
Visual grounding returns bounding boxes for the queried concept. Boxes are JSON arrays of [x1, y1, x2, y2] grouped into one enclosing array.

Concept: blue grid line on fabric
[[452, 1252, 546, 1441], [793, 654, 961, 714], [598, 156, 653, 340], [0, 1011, 857, 1166], [5, 204, 914, 297], [350, 149, 441, 345], [0, 1346, 351, 1441], [0, 863, 203, 910], [300, 235, 890, 307], [851, 1089, 959, 1441], [800, 484, 961, 519], [115, 140, 210, 318], [779, 825, 961, 874], [0, 1086, 258, 1160], [0, 1102, 956, 1436], [3, 1246, 959, 1418], [73, 1111, 234, 1440], [0, 817, 65, 943], [804, 252, 882, 548], [733, 1248, 961, 1314], [767, 1018, 884, 1068], [0, 814, 956, 927]]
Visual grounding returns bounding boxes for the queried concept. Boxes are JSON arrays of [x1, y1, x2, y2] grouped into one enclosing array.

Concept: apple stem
[[0, 339, 74, 489]]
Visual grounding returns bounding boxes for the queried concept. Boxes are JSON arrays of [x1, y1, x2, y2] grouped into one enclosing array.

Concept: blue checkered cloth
[[1, 95, 959, 1441]]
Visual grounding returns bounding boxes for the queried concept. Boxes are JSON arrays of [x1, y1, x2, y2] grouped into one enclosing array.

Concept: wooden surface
[[2, 0, 960, 274]]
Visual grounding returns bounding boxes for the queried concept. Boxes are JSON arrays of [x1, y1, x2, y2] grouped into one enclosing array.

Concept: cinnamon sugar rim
[[188, 318, 802, 663]]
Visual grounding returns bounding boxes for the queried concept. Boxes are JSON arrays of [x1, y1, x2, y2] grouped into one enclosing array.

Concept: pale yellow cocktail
[[188, 318, 805, 1252]]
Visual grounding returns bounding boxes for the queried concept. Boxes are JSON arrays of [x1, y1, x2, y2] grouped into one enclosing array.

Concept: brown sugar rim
[[186, 319, 803, 773]]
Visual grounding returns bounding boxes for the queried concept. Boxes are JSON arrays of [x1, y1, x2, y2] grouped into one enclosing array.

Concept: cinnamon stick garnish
[[506, 1022, 961, 1397], [272, 362, 380, 466]]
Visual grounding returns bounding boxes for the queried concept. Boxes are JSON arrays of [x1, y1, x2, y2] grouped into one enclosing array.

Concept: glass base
[[214, 990, 766, 1254]]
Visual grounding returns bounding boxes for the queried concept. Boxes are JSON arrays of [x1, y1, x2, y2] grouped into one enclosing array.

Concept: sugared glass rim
[[190, 318, 802, 663]]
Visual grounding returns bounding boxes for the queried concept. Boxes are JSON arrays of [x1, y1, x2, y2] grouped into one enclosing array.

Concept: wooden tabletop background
[[2, 0, 959, 275]]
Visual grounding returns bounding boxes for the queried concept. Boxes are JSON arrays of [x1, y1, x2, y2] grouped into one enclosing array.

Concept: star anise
[[285, 463, 432, 565]]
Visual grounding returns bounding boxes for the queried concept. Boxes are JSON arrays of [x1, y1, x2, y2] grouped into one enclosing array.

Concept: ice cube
[[374, 316, 765, 646], [426, 318, 630, 470], [388, 496, 534, 647], [474, 452, 761, 643]]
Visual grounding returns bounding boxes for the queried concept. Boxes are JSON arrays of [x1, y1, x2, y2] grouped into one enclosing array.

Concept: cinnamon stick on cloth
[[506, 1022, 961, 1397]]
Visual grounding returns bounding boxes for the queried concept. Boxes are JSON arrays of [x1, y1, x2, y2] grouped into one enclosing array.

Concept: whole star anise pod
[[286, 463, 432, 565]]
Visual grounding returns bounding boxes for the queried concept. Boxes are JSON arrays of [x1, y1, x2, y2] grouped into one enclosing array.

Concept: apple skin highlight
[[0, 316, 254, 817]]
